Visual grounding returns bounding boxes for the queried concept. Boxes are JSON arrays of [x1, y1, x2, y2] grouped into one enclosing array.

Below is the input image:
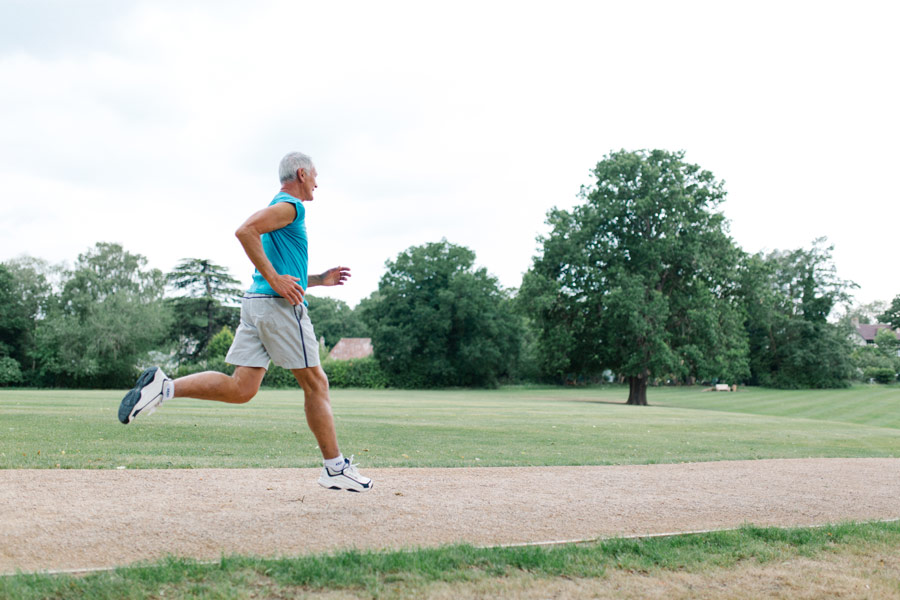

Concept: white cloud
[[1, 0, 898, 308]]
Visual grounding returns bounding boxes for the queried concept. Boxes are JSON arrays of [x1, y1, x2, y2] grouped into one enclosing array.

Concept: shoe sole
[[118, 367, 159, 424], [319, 482, 373, 493]]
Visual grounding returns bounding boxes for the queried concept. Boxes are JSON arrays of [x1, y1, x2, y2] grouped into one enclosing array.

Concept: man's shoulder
[[269, 192, 304, 223]]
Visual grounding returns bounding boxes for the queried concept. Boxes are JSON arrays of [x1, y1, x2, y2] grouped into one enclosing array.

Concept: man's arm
[[235, 202, 306, 305], [308, 266, 352, 288]]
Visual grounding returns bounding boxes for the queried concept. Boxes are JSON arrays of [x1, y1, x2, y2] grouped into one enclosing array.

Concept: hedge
[[863, 367, 897, 384], [171, 356, 388, 389]]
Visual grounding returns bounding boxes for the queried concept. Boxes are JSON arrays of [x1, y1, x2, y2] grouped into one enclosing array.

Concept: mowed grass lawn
[[4, 385, 900, 599], [2, 384, 899, 469]]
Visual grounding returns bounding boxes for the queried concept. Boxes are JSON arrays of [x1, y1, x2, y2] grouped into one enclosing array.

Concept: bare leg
[[173, 366, 266, 404], [293, 366, 340, 460]]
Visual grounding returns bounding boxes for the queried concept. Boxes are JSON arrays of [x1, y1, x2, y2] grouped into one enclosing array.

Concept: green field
[[3, 385, 900, 598], [2, 384, 899, 469]]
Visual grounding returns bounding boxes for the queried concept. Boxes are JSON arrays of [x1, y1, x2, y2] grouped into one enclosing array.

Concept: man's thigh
[[225, 298, 272, 368], [257, 300, 321, 370]]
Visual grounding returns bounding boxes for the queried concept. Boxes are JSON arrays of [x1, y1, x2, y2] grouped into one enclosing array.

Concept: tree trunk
[[626, 375, 648, 405], [206, 298, 214, 353]]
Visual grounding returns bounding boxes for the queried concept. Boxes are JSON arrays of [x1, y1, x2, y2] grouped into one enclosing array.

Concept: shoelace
[[343, 455, 360, 475]]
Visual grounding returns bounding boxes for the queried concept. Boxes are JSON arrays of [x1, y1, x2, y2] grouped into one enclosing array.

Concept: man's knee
[[231, 367, 264, 403], [294, 366, 329, 394], [233, 387, 257, 404]]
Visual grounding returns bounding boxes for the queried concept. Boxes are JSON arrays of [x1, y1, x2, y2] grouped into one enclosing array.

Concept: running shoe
[[318, 456, 373, 492], [118, 367, 172, 424]]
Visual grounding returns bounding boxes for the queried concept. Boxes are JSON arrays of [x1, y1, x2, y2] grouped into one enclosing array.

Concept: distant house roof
[[328, 338, 374, 360], [856, 323, 899, 343]]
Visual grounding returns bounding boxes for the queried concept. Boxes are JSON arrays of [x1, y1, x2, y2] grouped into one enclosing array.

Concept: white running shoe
[[318, 456, 373, 492], [118, 367, 172, 424]]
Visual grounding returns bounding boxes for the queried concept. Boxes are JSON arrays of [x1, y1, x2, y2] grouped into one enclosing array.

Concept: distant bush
[[863, 367, 896, 384], [206, 326, 234, 359], [0, 357, 23, 386]]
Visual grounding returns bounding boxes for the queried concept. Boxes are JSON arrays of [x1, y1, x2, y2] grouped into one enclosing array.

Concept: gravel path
[[3, 458, 899, 574]]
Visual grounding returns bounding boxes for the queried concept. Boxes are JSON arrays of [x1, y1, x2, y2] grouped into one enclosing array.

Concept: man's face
[[298, 167, 318, 201]]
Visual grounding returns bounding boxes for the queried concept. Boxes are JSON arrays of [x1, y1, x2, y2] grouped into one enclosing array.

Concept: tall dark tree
[[168, 258, 243, 300], [521, 149, 749, 405], [363, 240, 520, 388], [739, 239, 857, 388], [166, 258, 242, 360]]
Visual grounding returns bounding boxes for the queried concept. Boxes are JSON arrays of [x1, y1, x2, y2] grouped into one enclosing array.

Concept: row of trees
[[358, 150, 894, 400], [518, 150, 880, 403], [1, 150, 895, 399], [0, 247, 239, 388]]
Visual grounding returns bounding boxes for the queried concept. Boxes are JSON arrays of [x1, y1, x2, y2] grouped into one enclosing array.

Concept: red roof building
[[328, 338, 374, 360], [854, 322, 899, 344]]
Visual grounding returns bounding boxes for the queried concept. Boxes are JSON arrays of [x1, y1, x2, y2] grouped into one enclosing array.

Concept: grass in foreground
[[2, 521, 899, 599], [2, 385, 900, 469]]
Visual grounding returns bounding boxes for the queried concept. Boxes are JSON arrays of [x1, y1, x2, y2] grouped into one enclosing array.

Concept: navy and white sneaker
[[318, 456, 373, 492], [118, 367, 172, 424]]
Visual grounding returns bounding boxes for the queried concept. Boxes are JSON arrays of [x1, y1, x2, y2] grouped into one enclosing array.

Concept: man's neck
[[279, 184, 302, 199]]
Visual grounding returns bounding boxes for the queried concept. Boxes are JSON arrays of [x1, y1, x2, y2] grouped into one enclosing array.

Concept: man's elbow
[[235, 225, 252, 242]]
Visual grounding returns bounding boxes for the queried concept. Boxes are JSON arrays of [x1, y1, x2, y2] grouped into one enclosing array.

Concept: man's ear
[[296, 168, 304, 182]]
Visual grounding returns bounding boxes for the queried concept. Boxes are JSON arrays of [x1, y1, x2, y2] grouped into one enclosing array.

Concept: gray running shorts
[[225, 294, 321, 370]]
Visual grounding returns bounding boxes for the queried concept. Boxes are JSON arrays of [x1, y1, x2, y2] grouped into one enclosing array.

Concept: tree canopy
[[0, 148, 885, 391], [521, 149, 749, 404], [34, 243, 171, 388], [362, 240, 520, 388]]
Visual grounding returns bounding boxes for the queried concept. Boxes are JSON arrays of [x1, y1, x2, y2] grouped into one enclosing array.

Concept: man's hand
[[311, 266, 351, 287], [269, 273, 306, 305]]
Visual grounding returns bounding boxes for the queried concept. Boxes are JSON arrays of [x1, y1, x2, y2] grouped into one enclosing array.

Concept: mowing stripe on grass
[[4, 386, 900, 469]]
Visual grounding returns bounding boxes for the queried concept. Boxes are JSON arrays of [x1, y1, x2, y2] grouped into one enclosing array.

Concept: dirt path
[[2, 458, 899, 575]]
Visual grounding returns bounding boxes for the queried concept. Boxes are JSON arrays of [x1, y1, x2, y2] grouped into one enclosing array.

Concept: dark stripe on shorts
[[293, 305, 310, 368]]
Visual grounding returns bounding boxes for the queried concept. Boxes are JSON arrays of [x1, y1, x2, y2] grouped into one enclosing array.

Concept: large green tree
[[166, 258, 242, 361], [34, 243, 170, 387], [363, 240, 520, 388], [739, 240, 856, 388], [521, 149, 749, 405]]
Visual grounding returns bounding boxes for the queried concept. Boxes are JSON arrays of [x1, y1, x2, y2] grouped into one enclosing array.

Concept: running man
[[118, 151, 372, 492]]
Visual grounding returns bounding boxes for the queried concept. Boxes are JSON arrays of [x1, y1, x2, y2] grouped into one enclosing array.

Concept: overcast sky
[[1, 1, 898, 309]]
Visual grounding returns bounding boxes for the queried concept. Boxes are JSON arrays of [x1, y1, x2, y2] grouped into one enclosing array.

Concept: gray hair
[[278, 152, 315, 184]]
